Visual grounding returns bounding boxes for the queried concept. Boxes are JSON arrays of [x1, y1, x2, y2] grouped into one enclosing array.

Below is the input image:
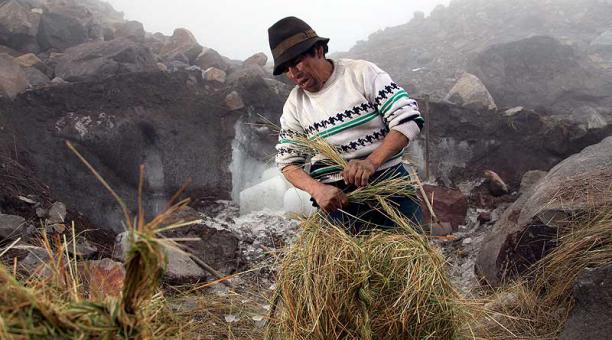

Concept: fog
[[104, 0, 451, 60]]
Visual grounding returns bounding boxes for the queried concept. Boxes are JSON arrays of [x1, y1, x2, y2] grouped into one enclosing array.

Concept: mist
[[104, 0, 451, 60]]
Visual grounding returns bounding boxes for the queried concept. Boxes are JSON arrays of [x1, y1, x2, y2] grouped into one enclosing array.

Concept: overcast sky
[[104, 0, 451, 60]]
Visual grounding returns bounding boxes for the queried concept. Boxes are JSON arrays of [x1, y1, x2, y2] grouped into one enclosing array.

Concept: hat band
[[272, 29, 318, 59]]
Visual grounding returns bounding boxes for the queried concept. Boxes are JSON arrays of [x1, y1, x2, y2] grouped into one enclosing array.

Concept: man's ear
[[315, 46, 324, 59]]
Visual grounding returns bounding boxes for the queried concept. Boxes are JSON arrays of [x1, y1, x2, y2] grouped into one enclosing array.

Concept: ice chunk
[[283, 188, 316, 216], [240, 176, 290, 214]]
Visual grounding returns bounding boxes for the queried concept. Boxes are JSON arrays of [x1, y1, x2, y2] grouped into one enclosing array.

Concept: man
[[269, 17, 424, 233]]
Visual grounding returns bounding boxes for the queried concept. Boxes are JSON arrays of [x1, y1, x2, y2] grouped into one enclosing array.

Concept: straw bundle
[[267, 135, 467, 339]]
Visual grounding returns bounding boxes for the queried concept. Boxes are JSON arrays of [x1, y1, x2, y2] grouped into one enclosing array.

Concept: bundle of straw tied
[[266, 137, 469, 339]]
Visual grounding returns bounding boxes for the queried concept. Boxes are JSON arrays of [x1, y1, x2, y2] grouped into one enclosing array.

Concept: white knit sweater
[[276, 58, 424, 183]]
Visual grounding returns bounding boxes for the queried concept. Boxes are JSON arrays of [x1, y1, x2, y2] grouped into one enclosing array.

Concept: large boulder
[[194, 48, 229, 72], [54, 38, 157, 82], [468, 36, 612, 118], [113, 20, 145, 43], [0, 214, 26, 240], [37, 11, 88, 51], [243, 52, 268, 67], [23, 66, 50, 86], [475, 137, 612, 286], [158, 28, 202, 63], [560, 265, 612, 340], [0, 53, 28, 98], [443, 72, 496, 110], [0, 0, 41, 53]]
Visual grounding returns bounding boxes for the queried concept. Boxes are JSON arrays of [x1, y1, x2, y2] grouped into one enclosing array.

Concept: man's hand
[[311, 184, 348, 213], [342, 159, 377, 187]]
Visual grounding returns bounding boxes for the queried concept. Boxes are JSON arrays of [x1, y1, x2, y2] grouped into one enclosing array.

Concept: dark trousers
[[315, 164, 423, 235]]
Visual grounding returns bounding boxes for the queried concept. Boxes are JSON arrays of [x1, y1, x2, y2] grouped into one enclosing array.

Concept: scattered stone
[[156, 62, 168, 72], [0, 0, 41, 52], [462, 237, 473, 245], [504, 106, 524, 116], [224, 314, 240, 323], [47, 201, 66, 224], [421, 184, 468, 230], [71, 238, 98, 257], [37, 11, 88, 51], [203, 67, 226, 83], [0, 214, 26, 240], [23, 66, 50, 86], [484, 170, 509, 197], [477, 211, 492, 224], [164, 246, 207, 283], [15, 53, 47, 73], [0, 54, 28, 99], [243, 52, 267, 67], [195, 48, 229, 71], [54, 38, 157, 82], [560, 265, 612, 340], [19, 246, 50, 274], [225, 91, 245, 111], [444, 72, 497, 110], [50, 76, 66, 84], [158, 28, 203, 63], [113, 20, 145, 43], [80, 258, 125, 300]]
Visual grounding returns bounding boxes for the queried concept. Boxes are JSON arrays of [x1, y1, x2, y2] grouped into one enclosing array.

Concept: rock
[[19, 246, 50, 274], [80, 258, 125, 300], [23, 66, 50, 86], [503, 106, 524, 116], [164, 246, 207, 283], [468, 36, 612, 116], [421, 184, 468, 230], [519, 170, 547, 195], [158, 28, 202, 63], [54, 38, 157, 82], [0, 44, 19, 56], [243, 52, 267, 67], [476, 137, 612, 286], [156, 62, 168, 72], [227, 64, 266, 85], [559, 265, 612, 340], [71, 238, 98, 257], [113, 20, 145, 43], [225, 90, 245, 111], [0, 214, 26, 239], [194, 48, 229, 71], [164, 60, 190, 72], [430, 222, 453, 236], [15, 53, 46, 72], [0, 54, 28, 98], [477, 211, 492, 224], [50, 76, 67, 84], [0, 0, 41, 52], [202, 67, 226, 83], [443, 72, 497, 110], [37, 11, 88, 51], [47, 201, 66, 224], [484, 170, 509, 196]]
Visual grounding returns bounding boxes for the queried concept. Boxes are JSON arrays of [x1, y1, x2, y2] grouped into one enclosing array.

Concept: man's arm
[[282, 165, 348, 212], [342, 130, 408, 187]]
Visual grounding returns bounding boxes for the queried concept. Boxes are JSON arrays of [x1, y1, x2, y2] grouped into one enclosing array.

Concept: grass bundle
[[267, 135, 468, 339], [0, 143, 200, 339]]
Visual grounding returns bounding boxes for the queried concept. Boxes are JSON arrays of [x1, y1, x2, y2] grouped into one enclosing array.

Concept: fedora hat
[[268, 16, 329, 76]]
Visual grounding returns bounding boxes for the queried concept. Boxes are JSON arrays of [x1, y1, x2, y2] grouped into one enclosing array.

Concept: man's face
[[285, 47, 328, 93]]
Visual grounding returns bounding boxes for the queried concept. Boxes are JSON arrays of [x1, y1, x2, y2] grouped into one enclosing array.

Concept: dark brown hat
[[268, 16, 329, 76]]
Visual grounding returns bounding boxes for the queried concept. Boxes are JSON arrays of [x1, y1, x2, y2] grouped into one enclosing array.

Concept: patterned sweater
[[276, 58, 424, 183]]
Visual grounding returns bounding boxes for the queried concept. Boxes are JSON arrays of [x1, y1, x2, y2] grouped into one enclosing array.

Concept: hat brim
[[272, 36, 330, 76]]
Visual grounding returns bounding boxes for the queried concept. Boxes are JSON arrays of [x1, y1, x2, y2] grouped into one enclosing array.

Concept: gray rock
[[476, 137, 612, 286], [443, 72, 497, 110], [0, 214, 26, 240], [71, 238, 98, 257], [194, 48, 229, 71], [560, 265, 612, 340], [47, 201, 66, 224], [203, 67, 226, 83], [37, 11, 88, 51], [54, 38, 157, 82], [519, 170, 547, 195], [227, 64, 266, 85], [158, 28, 202, 63], [225, 91, 245, 111], [0, 53, 28, 98], [164, 246, 207, 283], [243, 52, 267, 67], [23, 66, 50, 86], [19, 246, 49, 274], [113, 20, 145, 43], [0, 0, 41, 52]]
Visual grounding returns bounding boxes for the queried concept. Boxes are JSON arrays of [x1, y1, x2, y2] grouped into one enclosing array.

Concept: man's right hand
[[310, 184, 348, 213]]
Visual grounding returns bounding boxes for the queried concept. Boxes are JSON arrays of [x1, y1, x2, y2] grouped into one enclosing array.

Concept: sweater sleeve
[[364, 64, 424, 141], [275, 100, 310, 170]]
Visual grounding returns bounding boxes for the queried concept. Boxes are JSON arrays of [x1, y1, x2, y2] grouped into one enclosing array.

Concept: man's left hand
[[342, 159, 376, 187]]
